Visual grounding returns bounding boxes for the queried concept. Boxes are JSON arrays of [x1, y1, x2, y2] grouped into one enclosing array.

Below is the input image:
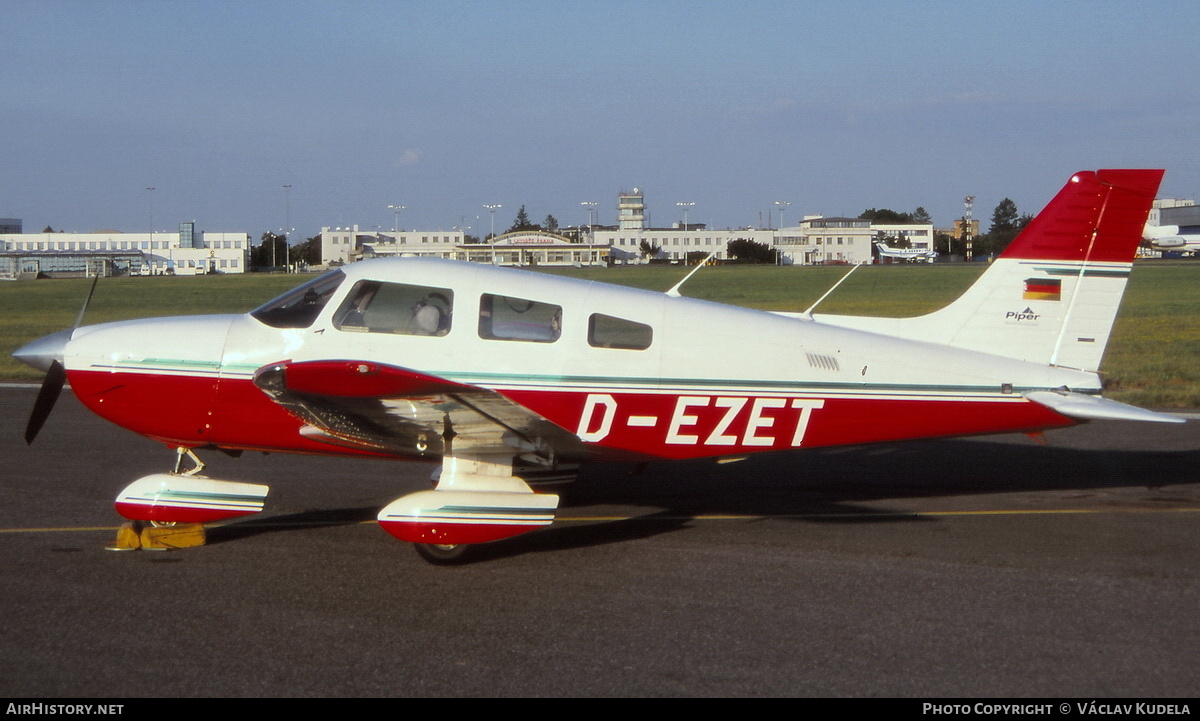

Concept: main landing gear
[[413, 542, 473, 565], [377, 451, 560, 564], [106, 447, 269, 551], [103, 446, 561, 564]]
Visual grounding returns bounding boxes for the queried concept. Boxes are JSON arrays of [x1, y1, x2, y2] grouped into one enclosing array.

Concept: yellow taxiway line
[[2, 506, 1198, 536]]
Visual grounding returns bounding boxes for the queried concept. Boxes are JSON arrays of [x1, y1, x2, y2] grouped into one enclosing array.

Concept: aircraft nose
[[12, 329, 72, 373]]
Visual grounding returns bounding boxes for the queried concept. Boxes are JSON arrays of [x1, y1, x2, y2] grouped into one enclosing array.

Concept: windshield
[[250, 270, 346, 328]]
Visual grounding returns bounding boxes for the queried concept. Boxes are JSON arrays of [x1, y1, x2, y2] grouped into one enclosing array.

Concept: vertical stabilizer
[[815, 169, 1164, 372]]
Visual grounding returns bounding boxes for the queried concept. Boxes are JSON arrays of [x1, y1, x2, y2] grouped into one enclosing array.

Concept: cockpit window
[[479, 294, 562, 343], [250, 270, 345, 328], [333, 280, 453, 336]]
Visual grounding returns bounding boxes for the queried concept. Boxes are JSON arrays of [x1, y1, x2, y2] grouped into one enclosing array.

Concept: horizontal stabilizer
[[1025, 391, 1184, 424]]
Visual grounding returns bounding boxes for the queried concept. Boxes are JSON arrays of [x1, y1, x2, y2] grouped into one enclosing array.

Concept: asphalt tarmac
[[1, 387, 1197, 698]]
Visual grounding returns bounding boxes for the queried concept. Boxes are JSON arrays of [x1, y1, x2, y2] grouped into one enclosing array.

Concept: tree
[[638, 239, 661, 261], [989, 198, 1019, 236], [289, 235, 323, 266], [977, 198, 1021, 256], [859, 207, 933, 225], [859, 208, 914, 224], [543, 214, 559, 233], [252, 231, 289, 270], [507, 205, 538, 233], [727, 238, 777, 264]]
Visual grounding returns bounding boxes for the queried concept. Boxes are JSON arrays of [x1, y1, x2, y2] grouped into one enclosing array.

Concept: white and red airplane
[[1143, 223, 1200, 256], [14, 169, 1183, 562]]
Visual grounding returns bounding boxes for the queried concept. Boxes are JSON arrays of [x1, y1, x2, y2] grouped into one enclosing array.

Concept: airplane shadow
[[205, 506, 379, 545], [565, 436, 1200, 512], [203, 433, 1200, 561]]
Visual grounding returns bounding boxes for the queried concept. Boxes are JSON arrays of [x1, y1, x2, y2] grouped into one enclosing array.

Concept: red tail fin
[[1000, 169, 1163, 263], [816, 170, 1164, 372]]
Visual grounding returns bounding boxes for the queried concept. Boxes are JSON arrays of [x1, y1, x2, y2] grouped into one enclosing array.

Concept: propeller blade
[[74, 273, 99, 329], [20, 275, 98, 444], [24, 360, 66, 445]]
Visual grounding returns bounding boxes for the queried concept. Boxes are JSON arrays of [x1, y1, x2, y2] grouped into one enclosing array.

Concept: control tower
[[618, 188, 645, 230]]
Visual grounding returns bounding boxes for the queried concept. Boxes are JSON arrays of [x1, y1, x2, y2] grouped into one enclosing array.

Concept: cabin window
[[251, 270, 346, 328], [333, 280, 453, 336], [588, 314, 653, 350], [479, 294, 561, 343]]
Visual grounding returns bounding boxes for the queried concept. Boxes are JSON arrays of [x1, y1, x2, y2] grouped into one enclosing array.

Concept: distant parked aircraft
[[1143, 223, 1200, 255], [874, 241, 937, 263]]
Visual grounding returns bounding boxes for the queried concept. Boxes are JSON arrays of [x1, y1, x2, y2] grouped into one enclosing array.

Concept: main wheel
[[414, 542, 473, 565]]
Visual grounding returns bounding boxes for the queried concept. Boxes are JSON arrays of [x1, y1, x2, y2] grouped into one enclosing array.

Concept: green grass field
[[2, 262, 1197, 407]]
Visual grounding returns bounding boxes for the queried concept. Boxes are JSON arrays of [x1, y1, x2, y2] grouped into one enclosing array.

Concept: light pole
[[279, 227, 295, 271], [676, 202, 694, 230], [146, 186, 162, 274], [772, 199, 792, 227], [282, 185, 292, 272], [484, 204, 501, 264], [580, 201, 597, 236], [388, 204, 405, 234]]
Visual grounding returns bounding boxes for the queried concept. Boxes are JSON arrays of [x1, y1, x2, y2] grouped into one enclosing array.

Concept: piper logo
[[1005, 307, 1041, 322]]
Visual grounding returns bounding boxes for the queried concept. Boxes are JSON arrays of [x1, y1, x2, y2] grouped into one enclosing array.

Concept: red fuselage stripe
[[67, 369, 1075, 461]]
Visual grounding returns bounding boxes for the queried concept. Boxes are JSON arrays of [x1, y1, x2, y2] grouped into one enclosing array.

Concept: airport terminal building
[[0, 222, 251, 278], [320, 227, 609, 267], [322, 188, 932, 269]]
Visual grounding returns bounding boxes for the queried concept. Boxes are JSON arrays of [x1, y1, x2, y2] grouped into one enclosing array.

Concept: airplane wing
[[252, 360, 585, 464]]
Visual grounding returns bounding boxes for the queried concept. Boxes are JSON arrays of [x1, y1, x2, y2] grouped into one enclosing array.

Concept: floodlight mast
[[964, 195, 975, 262], [283, 184, 293, 272], [774, 202, 790, 265], [484, 204, 501, 264], [581, 201, 598, 236], [388, 204, 405, 233], [676, 202, 694, 230], [774, 200, 790, 230], [146, 187, 156, 275]]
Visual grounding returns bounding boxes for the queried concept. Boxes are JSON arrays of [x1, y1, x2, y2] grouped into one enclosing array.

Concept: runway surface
[[1, 388, 1197, 697]]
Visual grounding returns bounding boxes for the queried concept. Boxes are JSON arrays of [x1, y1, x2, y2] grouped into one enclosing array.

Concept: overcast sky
[[4, 1, 1198, 239]]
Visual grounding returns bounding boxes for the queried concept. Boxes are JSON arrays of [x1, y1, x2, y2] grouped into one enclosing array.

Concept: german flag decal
[[1023, 278, 1061, 301]]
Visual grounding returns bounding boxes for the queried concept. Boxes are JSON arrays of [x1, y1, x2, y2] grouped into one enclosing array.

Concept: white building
[[0, 222, 250, 277], [321, 227, 464, 266], [321, 227, 607, 267], [596, 215, 923, 266], [321, 189, 934, 269], [770, 217, 872, 265], [594, 225, 770, 263]]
